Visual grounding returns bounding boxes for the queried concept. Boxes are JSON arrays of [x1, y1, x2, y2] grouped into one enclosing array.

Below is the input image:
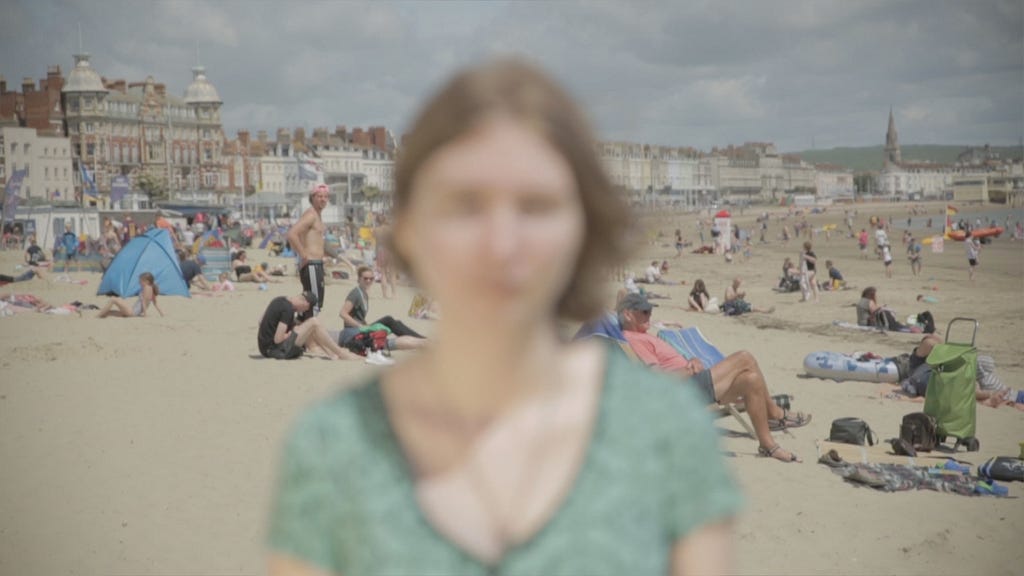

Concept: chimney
[[22, 77, 34, 93], [293, 127, 306, 144], [0, 75, 6, 93], [238, 130, 250, 146]]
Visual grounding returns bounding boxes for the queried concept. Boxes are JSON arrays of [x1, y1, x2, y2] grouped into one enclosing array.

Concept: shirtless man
[[288, 184, 330, 319]]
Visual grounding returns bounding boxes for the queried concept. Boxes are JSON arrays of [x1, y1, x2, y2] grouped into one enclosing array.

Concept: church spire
[[885, 107, 901, 166]]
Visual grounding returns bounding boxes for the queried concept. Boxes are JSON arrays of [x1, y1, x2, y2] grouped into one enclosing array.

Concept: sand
[[1, 201, 1021, 575]]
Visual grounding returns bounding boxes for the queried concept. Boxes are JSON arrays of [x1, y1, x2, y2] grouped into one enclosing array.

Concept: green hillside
[[789, 145, 1023, 172]]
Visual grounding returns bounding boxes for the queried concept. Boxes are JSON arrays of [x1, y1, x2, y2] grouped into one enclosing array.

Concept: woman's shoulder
[[284, 380, 383, 453]]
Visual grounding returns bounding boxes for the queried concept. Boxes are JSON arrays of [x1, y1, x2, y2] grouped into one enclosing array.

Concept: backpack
[[874, 309, 902, 331], [916, 310, 936, 334], [829, 417, 878, 446], [345, 329, 389, 356], [899, 412, 938, 452]]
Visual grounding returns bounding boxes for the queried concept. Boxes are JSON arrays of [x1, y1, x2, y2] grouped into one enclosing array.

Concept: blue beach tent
[[97, 228, 191, 297]]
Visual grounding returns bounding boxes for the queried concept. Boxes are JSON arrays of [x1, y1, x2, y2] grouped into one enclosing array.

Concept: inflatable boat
[[803, 351, 900, 383]]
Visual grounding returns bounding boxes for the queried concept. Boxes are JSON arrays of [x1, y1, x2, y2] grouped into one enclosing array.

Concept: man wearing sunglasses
[[617, 293, 810, 463], [338, 265, 428, 353]]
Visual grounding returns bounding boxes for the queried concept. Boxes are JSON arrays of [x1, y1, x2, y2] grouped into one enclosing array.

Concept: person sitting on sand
[[618, 293, 810, 462], [211, 272, 235, 292], [98, 272, 164, 318], [823, 260, 846, 291], [856, 286, 911, 330], [337, 265, 428, 352], [723, 277, 774, 316], [178, 250, 211, 291], [24, 236, 48, 268], [638, 260, 663, 284], [616, 271, 669, 307], [258, 291, 358, 360], [688, 278, 711, 311], [232, 250, 274, 283]]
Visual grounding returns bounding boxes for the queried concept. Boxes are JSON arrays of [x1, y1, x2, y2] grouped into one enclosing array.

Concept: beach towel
[[657, 327, 727, 368], [832, 320, 922, 335]]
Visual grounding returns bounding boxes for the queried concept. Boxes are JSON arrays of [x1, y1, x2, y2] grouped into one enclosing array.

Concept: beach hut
[[714, 209, 732, 253], [97, 228, 190, 297]]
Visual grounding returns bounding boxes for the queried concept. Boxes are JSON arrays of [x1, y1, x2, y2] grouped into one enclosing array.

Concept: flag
[[296, 154, 324, 183], [111, 174, 130, 204], [946, 204, 958, 216], [2, 168, 27, 227], [80, 164, 98, 200]]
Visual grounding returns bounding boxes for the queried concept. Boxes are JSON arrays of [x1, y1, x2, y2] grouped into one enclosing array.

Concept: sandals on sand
[[758, 444, 801, 463], [768, 410, 812, 432]]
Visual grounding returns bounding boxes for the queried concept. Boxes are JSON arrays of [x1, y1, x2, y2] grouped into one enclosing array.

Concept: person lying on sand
[[892, 334, 1024, 411], [618, 293, 809, 462]]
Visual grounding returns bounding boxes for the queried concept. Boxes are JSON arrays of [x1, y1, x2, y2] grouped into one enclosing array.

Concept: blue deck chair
[[657, 327, 727, 368], [575, 314, 754, 438]]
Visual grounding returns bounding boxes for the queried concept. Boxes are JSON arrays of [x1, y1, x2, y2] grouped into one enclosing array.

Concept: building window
[[24, 143, 30, 154], [87, 143, 95, 157]]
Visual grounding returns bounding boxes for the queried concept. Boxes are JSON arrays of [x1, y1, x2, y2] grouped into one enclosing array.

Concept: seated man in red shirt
[[617, 293, 810, 463]]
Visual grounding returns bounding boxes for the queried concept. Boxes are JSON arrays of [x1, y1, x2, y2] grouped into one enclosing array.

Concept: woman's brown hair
[[392, 59, 632, 321]]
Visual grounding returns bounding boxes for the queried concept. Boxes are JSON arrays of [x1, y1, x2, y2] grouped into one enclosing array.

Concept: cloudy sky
[[2, 0, 1021, 152]]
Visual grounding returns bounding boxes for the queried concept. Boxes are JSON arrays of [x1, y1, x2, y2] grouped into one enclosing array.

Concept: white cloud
[[0, 0, 1019, 151]]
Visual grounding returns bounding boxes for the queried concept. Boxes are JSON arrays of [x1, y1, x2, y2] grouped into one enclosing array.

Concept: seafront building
[[2, 53, 228, 209], [5, 52, 1021, 216], [877, 109, 1022, 203], [0, 126, 75, 203]]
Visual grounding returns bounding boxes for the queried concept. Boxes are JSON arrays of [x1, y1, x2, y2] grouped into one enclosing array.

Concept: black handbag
[[829, 417, 878, 446]]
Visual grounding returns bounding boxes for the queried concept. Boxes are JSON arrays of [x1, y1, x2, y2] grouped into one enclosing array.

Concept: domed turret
[[183, 65, 221, 104], [62, 53, 107, 94]]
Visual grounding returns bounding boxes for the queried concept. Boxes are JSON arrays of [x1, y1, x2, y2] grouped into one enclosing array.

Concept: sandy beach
[[1, 200, 1021, 575]]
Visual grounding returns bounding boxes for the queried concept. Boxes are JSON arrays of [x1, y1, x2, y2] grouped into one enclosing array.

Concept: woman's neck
[[416, 316, 565, 422]]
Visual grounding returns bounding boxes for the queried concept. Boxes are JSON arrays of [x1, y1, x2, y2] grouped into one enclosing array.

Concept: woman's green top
[[268, 344, 743, 575]]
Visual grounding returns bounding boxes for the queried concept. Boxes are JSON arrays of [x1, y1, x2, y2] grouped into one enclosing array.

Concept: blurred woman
[[267, 59, 740, 575]]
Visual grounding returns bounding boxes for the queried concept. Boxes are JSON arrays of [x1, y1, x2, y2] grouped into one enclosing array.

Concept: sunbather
[[723, 277, 774, 315], [232, 250, 274, 283], [688, 279, 711, 311], [618, 293, 810, 462], [97, 272, 164, 318], [338, 265, 428, 352], [898, 334, 1024, 410], [856, 286, 915, 331], [258, 291, 357, 360]]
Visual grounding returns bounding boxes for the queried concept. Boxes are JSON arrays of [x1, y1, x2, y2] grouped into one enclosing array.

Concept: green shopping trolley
[[924, 317, 980, 452]]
